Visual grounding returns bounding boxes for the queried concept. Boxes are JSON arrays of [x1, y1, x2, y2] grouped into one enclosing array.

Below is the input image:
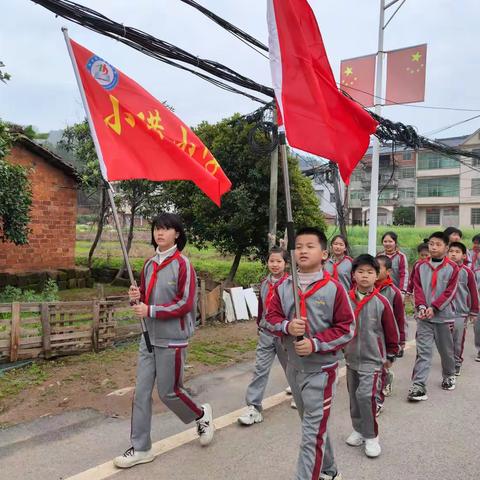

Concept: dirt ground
[[0, 321, 258, 428]]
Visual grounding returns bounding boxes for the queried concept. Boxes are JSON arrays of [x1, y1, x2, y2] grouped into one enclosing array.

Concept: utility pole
[[331, 163, 349, 241], [368, 0, 405, 255]]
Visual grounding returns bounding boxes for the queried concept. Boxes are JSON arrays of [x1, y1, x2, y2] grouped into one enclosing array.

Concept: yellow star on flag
[[344, 66, 353, 77], [411, 51, 422, 62]]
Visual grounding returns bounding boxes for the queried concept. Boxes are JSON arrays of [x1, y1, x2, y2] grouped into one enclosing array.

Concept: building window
[[472, 179, 480, 196], [417, 177, 459, 197], [418, 152, 459, 170], [350, 190, 363, 200], [330, 192, 336, 203], [398, 188, 415, 198], [472, 149, 480, 167], [379, 155, 391, 168], [426, 208, 441, 225], [350, 170, 363, 181], [403, 152, 412, 161], [400, 167, 415, 178], [471, 208, 480, 225]]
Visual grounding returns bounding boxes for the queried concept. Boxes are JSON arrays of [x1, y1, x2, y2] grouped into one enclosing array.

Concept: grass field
[[75, 225, 478, 285]]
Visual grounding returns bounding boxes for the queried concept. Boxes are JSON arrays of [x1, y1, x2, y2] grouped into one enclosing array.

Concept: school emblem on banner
[[87, 55, 119, 90]]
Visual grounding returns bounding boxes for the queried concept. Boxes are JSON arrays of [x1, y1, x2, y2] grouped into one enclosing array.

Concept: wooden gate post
[[200, 279, 207, 326], [92, 300, 100, 352], [10, 302, 21, 362], [40, 303, 52, 359]]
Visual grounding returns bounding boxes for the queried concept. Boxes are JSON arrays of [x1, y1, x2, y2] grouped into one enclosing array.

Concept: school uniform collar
[[297, 269, 325, 289], [154, 244, 178, 265]]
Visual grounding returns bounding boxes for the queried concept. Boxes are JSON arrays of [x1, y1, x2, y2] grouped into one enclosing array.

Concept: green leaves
[[0, 121, 33, 245]]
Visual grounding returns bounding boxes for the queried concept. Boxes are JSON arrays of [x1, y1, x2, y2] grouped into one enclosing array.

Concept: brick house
[[0, 136, 78, 274]]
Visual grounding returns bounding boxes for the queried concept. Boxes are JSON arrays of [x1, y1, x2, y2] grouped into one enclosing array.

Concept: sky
[[1, 0, 480, 141]]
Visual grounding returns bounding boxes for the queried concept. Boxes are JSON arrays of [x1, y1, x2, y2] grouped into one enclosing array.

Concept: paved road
[[1, 319, 479, 480]]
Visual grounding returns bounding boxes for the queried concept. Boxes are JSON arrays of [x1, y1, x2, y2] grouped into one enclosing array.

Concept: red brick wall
[[0, 145, 77, 273]]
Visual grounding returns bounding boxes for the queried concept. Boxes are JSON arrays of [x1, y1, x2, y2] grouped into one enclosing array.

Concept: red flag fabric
[[267, 0, 378, 184], [340, 54, 376, 108], [386, 44, 427, 105], [67, 38, 231, 206]]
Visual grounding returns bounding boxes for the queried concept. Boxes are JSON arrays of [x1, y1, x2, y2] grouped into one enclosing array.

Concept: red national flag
[[386, 44, 427, 105], [67, 38, 231, 206], [340, 54, 376, 108], [267, 0, 378, 184]]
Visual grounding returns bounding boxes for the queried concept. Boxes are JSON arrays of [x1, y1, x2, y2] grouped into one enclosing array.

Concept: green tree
[[393, 206, 415, 226], [0, 61, 11, 83], [0, 121, 33, 245], [161, 114, 326, 281]]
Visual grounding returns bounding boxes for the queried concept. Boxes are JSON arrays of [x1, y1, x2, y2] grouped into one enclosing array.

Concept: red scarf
[[145, 250, 182, 303], [265, 273, 289, 310], [331, 255, 350, 281], [349, 288, 380, 318], [375, 276, 393, 291], [298, 271, 331, 336], [425, 257, 449, 295]]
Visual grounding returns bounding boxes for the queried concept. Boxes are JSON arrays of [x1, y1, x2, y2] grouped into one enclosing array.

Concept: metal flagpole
[[61, 27, 153, 352], [278, 130, 301, 323], [367, 0, 385, 255]]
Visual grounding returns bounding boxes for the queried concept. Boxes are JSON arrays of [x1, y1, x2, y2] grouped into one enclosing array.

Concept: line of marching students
[[112, 212, 480, 480], [237, 226, 480, 480]]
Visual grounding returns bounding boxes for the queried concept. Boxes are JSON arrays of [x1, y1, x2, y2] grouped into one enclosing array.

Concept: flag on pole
[[340, 54, 376, 108], [386, 44, 427, 105], [66, 38, 231, 206], [267, 0, 378, 184]]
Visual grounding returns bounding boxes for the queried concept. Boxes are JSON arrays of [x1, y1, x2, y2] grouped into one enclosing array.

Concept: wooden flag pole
[[278, 130, 301, 323], [62, 27, 153, 352]]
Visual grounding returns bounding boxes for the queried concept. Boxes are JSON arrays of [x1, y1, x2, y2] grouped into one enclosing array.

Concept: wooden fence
[[0, 299, 131, 363]]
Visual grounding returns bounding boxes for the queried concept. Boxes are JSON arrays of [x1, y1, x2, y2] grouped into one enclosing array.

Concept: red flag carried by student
[[66, 38, 231, 206], [267, 0, 378, 183], [386, 44, 427, 105], [340, 54, 376, 108]]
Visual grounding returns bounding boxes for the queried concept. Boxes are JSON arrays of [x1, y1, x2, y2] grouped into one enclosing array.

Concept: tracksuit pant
[[245, 329, 288, 410], [347, 367, 380, 440], [287, 362, 339, 480], [453, 317, 468, 368], [131, 338, 203, 451], [411, 320, 455, 387], [475, 315, 480, 353]]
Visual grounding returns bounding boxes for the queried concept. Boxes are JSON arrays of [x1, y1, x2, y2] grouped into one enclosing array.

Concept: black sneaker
[[407, 385, 428, 401], [375, 403, 384, 417], [442, 376, 456, 390], [455, 365, 461, 376], [476, 352, 480, 362]]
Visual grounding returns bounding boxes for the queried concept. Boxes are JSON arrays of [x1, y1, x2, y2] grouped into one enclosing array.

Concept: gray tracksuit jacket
[[257, 273, 289, 332], [452, 264, 479, 318], [266, 270, 356, 373], [140, 249, 197, 347], [412, 257, 459, 323], [345, 289, 400, 371], [324, 255, 353, 292]]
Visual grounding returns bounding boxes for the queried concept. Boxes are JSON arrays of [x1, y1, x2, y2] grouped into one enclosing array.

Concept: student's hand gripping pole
[[278, 132, 303, 345]]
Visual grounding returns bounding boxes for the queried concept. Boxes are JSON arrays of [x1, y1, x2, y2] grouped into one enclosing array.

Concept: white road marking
[[66, 339, 416, 480]]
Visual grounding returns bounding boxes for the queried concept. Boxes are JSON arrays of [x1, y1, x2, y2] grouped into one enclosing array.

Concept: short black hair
[[382, 231, 398, 244], [449, 241, 467, 255], [330, 234, 349, 251], [352, 254, 380, 274], [444, 226, 463, 239], [296, 227, 328, 250], [473, 234, 480, 243], [268, 246, 289, 263], [428, 231, 449, 245], [417, 242, 429, 253], [151, 213, 187, 251], [376, 254, 392, 270]]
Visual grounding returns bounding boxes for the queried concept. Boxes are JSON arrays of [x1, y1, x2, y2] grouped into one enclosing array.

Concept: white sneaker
[[197, 403, 215, 446], [320, 472, 343, 480], [113, 447, 155, 469], [285, 386, 292, 395], [290, 398, 297, 409], [346, 430, 364, 447], [365, 437, 381, 458], [237, 405, 263, 426]]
